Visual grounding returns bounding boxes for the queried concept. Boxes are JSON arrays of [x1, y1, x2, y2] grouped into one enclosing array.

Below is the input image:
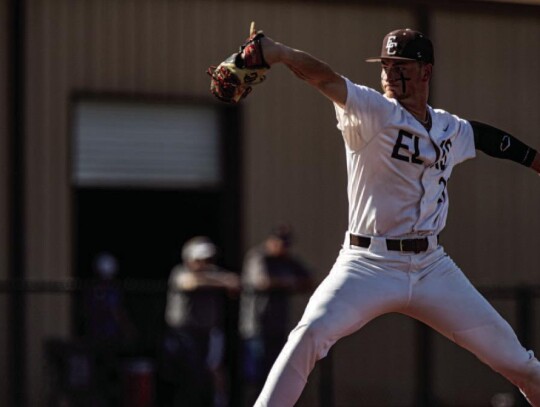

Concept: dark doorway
[[74, 188, 228, 281], [70, 186, 242, 405], [73, 187, 241, 344], [69, 97, 243, 405]]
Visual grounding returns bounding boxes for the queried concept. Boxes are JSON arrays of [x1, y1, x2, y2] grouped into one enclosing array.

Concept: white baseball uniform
[[254, 78, 540, 406]]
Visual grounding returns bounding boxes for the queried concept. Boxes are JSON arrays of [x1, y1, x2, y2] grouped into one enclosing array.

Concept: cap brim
[[365, 56, 418, 63]]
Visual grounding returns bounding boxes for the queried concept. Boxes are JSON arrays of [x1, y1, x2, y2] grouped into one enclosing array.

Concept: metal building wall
[[11, 0, 540, 405]]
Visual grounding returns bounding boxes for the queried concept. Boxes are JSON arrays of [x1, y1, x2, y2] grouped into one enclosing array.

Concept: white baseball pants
[[254, 234, 540, 406]]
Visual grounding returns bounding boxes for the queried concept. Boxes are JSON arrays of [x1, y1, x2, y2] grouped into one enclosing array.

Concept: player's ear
[[422, 63, 433, 82]]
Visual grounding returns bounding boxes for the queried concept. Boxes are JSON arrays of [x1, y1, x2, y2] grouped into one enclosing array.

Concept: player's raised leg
[[405, 254, 540, 406], [452, 321, 540, 406]]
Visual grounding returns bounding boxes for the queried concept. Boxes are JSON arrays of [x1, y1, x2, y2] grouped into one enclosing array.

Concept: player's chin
[[384, 89, 398, 99], [383, 84, 399, 99]]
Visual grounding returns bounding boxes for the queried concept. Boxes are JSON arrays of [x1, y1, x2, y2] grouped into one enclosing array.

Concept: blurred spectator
[[239, 224, 314, 400], [78, 252, 138, 406], [159, 236, 240, 407], [83, 252, 136, 344]]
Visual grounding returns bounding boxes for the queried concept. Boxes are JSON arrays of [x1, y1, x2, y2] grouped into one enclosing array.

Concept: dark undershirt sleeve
[[470, 120, 537, 167]]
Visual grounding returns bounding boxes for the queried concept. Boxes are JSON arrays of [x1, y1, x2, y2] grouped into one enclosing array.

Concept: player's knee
[[291, 319, 335, 361], [454, 322, 540, 386], [495, 350, 540, 388], [497, 359, 540, 407]]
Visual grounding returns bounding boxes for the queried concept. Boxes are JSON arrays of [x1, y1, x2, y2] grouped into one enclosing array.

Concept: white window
[[72, 100, 222, 188]]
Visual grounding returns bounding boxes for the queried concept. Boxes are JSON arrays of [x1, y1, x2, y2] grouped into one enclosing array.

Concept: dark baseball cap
[[366, 28, 434, 64]]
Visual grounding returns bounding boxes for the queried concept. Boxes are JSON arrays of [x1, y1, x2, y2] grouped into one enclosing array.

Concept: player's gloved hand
[[207, 21, 270, 104]]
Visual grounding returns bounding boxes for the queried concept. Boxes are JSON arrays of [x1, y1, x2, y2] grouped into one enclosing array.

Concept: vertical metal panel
[[0, 0, 10, 405], [6, 0, 28, 404], [0, 0, 8, 282]]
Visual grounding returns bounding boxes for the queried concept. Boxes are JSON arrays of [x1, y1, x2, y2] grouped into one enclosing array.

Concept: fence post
[[515, 286, 534, 406], [516, 286, 534, 349], [416, 321, 434, 407], [8, 0, 27, 405], [320, 348, 334, 407]]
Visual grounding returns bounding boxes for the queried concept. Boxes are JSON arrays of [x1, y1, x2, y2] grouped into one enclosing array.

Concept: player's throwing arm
[[207, 22, 347, 106]]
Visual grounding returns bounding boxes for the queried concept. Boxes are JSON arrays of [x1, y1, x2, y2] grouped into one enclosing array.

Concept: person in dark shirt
[[84, 252, 135, 343], [239, 224, 314, 401]]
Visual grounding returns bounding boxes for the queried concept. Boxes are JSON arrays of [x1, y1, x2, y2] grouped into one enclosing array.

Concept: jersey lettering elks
[[334, 78, 476, 238]]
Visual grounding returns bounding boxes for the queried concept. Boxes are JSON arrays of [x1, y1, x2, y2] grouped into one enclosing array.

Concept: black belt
[[350, 234, 436, 253]]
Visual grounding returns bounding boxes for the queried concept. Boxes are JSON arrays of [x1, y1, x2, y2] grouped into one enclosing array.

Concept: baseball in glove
[[207, 22, 270, 103]]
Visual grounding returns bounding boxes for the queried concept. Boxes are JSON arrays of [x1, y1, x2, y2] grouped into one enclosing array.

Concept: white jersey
[[334, 78, 476, 238]]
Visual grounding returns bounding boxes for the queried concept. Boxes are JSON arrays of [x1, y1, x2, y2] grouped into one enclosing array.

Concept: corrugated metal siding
[[20, 0, 540, 405]]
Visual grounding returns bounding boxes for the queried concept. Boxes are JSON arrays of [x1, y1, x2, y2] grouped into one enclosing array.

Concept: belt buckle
[[399, 239, 405, 252]]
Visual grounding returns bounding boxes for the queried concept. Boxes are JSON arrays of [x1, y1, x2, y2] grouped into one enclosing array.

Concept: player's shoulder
[[345, 78, 384, 99], [431, 107, 453, 118], [345, 78, 397, 110], [432, 107, 468, 122], [431, 107, 474, 139]]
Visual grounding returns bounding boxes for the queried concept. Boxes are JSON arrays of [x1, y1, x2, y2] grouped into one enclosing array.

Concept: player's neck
[[398, 91, 429, 125], [397, 96, 431, 130], [409, 105, 429, 123], [398, 100, 426, 119]]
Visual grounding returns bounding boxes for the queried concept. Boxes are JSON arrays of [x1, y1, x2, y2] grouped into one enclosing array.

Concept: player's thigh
[[406, 255, 509, 340], [405, 258, 532, 372], [299, 253, 409, 340]]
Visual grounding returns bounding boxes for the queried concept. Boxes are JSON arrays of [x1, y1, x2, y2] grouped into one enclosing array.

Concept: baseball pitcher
[[209, 24, 540, 406]]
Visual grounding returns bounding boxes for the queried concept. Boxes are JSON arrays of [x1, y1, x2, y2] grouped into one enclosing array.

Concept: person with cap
[[238, 224, 314, 404], [161, 236, 240, 407], [234, 28, 540, 406]]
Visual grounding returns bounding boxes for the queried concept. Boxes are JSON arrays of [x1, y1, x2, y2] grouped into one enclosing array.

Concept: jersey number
[[391, 130, 449, 205], [438, 177, 447, 204]]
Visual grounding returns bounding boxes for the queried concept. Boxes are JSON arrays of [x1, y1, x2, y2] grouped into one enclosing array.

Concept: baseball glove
[[207, 22, 270, 103]]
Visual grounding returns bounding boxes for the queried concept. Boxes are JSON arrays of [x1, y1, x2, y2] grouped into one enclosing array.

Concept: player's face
[[380, 59, 428, 100]]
